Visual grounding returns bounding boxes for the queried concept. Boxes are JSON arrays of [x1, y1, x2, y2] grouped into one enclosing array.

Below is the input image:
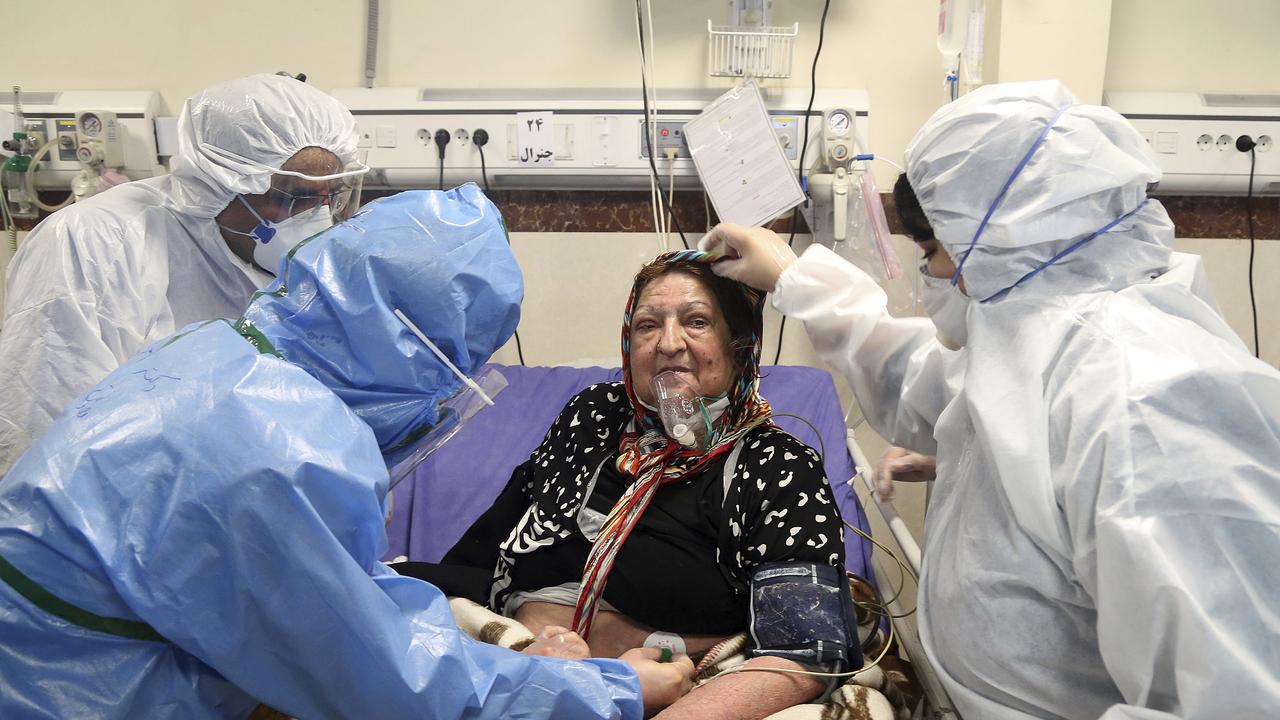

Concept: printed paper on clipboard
[[684, 82, 805, 228]]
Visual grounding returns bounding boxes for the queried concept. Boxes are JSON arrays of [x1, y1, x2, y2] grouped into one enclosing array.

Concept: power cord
[[664, 147, 680, 249], [634, 0, 689, 249], [434, 129, 450, 191], [1237, 135, 1260, 359], [473, 127, 525, 366], [473, 128, 492, 194], [773, 0, 831, 365]]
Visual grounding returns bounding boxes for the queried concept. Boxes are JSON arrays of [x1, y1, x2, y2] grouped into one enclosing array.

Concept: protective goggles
[[263, 162, 368, 221]]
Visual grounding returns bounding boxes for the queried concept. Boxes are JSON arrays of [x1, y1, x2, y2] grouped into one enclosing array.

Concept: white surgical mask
[[920, 270, 970, 350], [221, 196, 333, 275]]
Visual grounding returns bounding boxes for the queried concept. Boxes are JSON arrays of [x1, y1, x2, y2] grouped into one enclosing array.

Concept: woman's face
[[629, 271, 735, 407], [918, 238, 967, 294]]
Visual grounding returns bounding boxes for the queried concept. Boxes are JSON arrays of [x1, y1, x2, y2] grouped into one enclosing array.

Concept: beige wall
[[1106, 0, 1280, 93], [3, 1, 1275, 178], [995, 0, 1114, 102], [0, 0, 946, 187], [3, 0, 1276, 168]]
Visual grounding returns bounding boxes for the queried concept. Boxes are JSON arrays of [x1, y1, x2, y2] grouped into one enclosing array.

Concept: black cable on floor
[[773, 0, 831, 365]]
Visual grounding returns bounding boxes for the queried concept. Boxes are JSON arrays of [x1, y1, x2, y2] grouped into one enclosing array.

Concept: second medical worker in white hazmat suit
[[0, 73, 366, 474], [702, 80, 1280, 719]]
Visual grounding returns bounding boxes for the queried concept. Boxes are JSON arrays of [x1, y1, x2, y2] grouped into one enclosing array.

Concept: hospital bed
[[383, 363, 957, 719]]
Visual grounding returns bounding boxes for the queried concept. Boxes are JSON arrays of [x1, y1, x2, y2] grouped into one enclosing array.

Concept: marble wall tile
[[19, 188, 1272, 240], [363, 189, 1277, 240]]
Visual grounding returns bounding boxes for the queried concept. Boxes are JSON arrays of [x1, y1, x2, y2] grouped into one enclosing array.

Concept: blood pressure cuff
[[747, 562, 862, 668]]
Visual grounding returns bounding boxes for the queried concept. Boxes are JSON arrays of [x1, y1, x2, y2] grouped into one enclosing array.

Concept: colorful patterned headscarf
[[572, 250, 774, 638]]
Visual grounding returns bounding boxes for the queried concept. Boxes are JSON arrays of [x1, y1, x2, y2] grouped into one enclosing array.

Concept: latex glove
[[697, 223, 798, 292], [620, 647, 695, 716], [520, 625, 590, 660], [873, 446, 937, 501]]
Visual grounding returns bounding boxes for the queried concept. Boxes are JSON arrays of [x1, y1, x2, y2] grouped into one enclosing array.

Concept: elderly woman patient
[[442, 251, 854, 719]]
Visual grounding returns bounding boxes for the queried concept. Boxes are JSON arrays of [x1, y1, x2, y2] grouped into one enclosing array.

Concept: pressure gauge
[[79, 113, 103, 138], [827, 109, 853, 135], [75, 110, 125, 168], [822, 107, 856, 168]]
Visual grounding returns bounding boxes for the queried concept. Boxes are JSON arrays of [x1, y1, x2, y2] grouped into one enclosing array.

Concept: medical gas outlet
[[639, 120, 690, 159]]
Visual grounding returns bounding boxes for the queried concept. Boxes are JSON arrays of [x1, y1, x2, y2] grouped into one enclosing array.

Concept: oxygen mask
[[651, 370, 714, 452]]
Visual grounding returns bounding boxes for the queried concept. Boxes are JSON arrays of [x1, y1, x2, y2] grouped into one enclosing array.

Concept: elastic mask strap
[[979, 199, 1150, 304], [218, 195, 275, 242], [393, 308, 495, 407], [951, 103, 1074, 286], [237, 194, 271, 227]]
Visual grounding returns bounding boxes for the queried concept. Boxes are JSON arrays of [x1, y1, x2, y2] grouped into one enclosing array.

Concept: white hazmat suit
[[768, 81, 1280, 718], [0, 74, 359, 474]]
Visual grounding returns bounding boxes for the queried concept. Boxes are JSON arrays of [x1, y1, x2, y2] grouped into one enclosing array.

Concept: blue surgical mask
[[220, 196, 333, 275]]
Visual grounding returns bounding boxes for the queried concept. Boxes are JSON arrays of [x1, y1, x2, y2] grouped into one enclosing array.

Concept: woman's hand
[[619, 647, 695, 716], [873, 445, 937, 501], [697, 223, 798, 292], [520, 625, 591, 660]]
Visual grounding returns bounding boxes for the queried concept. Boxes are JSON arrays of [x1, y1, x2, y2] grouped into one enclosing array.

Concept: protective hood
[[168, 73, 360, 218], [237, 184, 522, 464], [904, 80, 1173, 302]]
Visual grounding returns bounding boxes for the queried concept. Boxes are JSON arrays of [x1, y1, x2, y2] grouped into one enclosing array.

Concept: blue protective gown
[[0, 186, 643, 720]]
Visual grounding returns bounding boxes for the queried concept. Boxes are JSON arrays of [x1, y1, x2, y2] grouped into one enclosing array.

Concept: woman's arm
[[654, 656, 826, 720]]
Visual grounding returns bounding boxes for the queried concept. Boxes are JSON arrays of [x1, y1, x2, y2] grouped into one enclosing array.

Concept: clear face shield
[[385, 366, 508, 489], [386, 308, 505, 489]]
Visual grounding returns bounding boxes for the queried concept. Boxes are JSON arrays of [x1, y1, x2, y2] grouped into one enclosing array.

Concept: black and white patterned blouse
[[444, 382, 845, 636]]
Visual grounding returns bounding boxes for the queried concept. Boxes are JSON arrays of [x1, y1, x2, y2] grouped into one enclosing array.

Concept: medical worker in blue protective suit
[[0, 185, 690, 720], [701, 81, 1280, 719]]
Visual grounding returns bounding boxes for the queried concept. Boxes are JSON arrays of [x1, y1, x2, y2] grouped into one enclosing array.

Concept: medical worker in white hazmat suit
[[701, 80, 1280, 719], [0, 73, 367, 474]]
